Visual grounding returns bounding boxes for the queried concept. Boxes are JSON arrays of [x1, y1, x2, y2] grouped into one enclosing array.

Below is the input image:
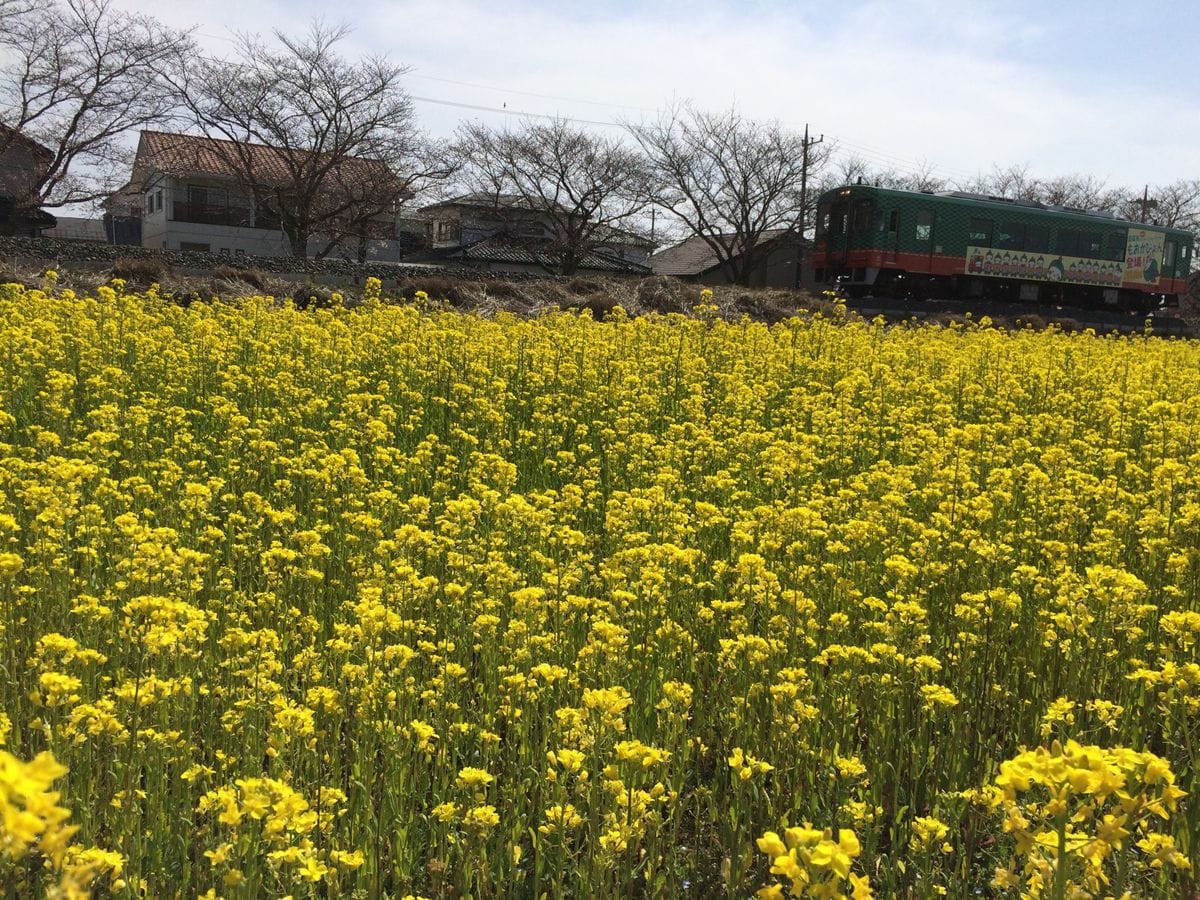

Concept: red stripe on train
[[815, 250, 1185, 294]]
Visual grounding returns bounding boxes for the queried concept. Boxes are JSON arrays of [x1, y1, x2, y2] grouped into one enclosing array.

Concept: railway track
[[842, 295, 1197, 338]]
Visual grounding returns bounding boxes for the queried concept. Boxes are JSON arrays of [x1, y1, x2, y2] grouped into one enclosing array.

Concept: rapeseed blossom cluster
[[0, 278, 1198, 894]]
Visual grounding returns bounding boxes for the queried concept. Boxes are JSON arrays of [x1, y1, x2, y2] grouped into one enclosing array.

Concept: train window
[[1054, 229, 1079, 256], [996, 222, 1024, 250], [1080, 232, 1103, 257], [1165, 240, 1177, 266], [1025, 225, 1048, 253], [816, 205, 830, 236], [851, 201, 872, 233], [1106, 230, 1127, 261], [967, 218, 992, 246], [888, 211, 898, 233], [916, 210, 932, 241]]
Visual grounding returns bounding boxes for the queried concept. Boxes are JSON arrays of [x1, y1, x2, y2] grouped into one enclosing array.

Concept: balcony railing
[[172, 201, 278, 230]]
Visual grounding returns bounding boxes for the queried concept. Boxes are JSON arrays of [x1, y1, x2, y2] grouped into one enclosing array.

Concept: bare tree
[[172, 21, 452, 259], [820, 153, 944, 194], [1032, 173, 1119, 212], [1143, 179, 1200, 230], [451, 118, 651, 276], [630, 104, 831, 286], [830, 153, 874, 187], [0, 0, 192, 231], [956, 163, 1037, 200], [891, 158, 945, 193]]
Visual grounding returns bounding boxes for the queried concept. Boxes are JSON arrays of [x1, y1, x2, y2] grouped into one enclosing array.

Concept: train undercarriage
[[817, 265, 1176, 313]]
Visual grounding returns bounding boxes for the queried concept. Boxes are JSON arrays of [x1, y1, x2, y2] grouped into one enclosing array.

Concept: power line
[[828, 137, 977, 182], [410, 95, 624, 129], [409, 72, 655, 113]]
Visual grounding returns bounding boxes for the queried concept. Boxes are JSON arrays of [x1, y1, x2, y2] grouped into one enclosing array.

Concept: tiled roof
[[135, 130, 394, 187], [0, 124, 53, 160], [423, 236, 649, 274], [421, 193, 545, 212], [650, 229, 795, 276]]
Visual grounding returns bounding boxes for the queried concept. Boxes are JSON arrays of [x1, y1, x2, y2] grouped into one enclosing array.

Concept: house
[[414, 193, 655, 276], [650, 229, 811, 288], [107, 130, 416, 260], [0, 125, 56, 236]]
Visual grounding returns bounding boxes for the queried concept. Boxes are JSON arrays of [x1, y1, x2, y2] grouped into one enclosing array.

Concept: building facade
[[650, 230, 812, 288], [109, 131, 413, 261], [416, 194, 655, 275], [0, 126, 56, 236]]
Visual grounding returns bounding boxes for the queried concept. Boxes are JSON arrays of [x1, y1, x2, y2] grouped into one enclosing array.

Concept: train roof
[[817, 184, 1191, 236]]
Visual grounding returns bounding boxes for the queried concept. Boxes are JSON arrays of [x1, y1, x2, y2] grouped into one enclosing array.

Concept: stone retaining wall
[[0, 236, 547, 284]]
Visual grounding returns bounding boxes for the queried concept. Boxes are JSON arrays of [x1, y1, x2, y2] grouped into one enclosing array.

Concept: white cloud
[[116, 0, 1200, 191]]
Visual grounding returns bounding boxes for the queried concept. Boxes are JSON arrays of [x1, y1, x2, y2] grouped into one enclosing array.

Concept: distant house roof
[[650, 229, 798, 277], [0, 124, 53, 161], [132, 130, 398, 190], [421, 235, 649, 274], [421, 193, 545, 213]]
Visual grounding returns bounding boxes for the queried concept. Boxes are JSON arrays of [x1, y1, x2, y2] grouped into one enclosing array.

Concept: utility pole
[[795, 123, 825, 289], [1137, 184, 1159, 224]]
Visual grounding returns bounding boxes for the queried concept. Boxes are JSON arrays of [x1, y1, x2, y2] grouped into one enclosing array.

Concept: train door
[[916, 209, 935, 273], [884, 209, 899, 264], [828, 197, 850, 269]]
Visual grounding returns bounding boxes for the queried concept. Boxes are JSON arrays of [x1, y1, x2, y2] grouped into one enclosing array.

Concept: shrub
[[636, 275, 700, 313], [212, 266, 270, 292], [112, 257, 165, 284], [565, 276, 605, 296], [398, 276, 470, 308]]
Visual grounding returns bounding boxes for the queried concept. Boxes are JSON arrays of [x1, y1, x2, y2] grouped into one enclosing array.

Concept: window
[[915, 210, 932, 241], [235, 248, 246, 258], [146, 194, 154, 215], [1025, 225, 1048, 253], [816, 204, 830, 236], [180, 241, 210, 253], [1054, 229, 1079, 256], [851, 200, 872, 233], [996, 222, 1024, 250], [155, 190, 163, 212], [1106, 230, 1128, 261], [1079, 232, 1102, 257], [967, 218, 992, 246], [888, 210, 898, 234], [219, 247, 230, 257], [188, 185, 225, 208], [435, 220, 458, 241], [1165, 240, 1177, 267]]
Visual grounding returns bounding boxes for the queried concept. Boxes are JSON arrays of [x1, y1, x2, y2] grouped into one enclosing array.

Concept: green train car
[[811, 185, 1193, 309]]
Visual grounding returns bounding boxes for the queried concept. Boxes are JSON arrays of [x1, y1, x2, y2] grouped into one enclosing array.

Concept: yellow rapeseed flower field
[[1, 276, 1199, 897]]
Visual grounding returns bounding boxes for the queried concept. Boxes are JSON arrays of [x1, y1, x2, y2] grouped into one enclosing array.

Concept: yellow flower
[[463, 804, 500, 833]]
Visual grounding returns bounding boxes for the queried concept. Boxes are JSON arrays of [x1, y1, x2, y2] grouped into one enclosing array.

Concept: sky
[[118, 0, 1197, 194]]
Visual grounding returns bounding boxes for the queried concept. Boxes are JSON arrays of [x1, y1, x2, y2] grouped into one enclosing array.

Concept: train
[[810, 184, 1193, 310]]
